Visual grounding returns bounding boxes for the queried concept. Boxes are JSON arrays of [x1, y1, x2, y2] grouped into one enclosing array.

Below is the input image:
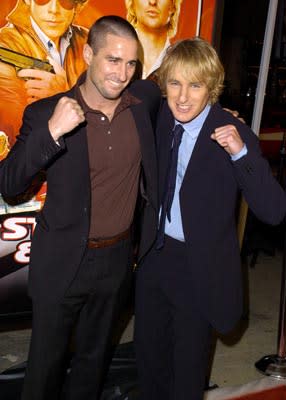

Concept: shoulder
[[128, 79, 161, 104], [70, 24, 89, 40], [210, 103, 258, 145], [157, 97, 173, 122], [210, 103, 248, 129], [128, 79, 162, 126], [0, 25, 29, 52]]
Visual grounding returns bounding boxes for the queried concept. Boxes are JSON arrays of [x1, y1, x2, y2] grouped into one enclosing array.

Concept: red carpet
[[204, 378, 286, 400], [230, 385, 286, 399]]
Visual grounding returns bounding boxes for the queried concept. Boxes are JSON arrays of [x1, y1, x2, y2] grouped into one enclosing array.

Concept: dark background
[[215, 0, 286, 128]]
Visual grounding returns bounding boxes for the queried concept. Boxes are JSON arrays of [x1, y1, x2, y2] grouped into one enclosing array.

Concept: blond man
[[135, 38, 286, 400]]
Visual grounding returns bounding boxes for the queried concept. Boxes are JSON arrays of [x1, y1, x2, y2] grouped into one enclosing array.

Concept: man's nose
[[47, 0, 60, 12], [118, 65, 128, 82], [178, 86, 189, 103]]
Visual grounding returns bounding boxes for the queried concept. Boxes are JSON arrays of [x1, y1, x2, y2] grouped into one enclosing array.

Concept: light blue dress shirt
[[164, 104, 247, 241]]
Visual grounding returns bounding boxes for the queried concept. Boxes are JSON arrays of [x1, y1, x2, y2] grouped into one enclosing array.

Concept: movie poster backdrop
[[0, 0, 217, 316]]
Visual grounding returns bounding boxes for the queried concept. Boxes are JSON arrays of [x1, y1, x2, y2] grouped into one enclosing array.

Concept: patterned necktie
[[156, 124, 184, 249]]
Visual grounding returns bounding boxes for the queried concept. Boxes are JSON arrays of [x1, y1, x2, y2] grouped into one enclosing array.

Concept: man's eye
[[191, 83, 202, 88]]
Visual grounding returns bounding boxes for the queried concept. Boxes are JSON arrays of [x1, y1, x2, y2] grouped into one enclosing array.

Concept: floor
[[210, 249, 282, 388], [0, 239, 285, 397]]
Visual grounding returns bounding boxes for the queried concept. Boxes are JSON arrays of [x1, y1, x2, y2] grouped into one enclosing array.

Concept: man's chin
[[104, 89, 125, 100]]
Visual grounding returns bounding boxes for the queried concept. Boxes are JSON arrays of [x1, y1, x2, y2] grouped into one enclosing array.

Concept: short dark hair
[[87, 15, 139, 55]]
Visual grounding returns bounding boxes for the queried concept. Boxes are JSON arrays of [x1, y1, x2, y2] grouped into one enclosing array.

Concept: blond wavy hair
[[158, 37, 225, 104], [125, 0, 182, 38]]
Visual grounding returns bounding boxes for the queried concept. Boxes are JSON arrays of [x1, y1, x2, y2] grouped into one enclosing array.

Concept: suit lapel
[[181, 104, 225, 188], [156, 103, 227, 202], [62, 89, 91, 193], [130, 103, 157, 208], [157, 101, 174, 202]]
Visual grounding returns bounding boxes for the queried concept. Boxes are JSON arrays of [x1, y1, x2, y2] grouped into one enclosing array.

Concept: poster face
[[0, 0, 217, 316]]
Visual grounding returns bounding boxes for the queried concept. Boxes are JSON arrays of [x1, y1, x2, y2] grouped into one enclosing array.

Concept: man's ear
[[83, 44, 93, 66]]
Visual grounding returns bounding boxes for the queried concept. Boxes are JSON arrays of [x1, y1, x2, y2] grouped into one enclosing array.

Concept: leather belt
[[87, 228, 130, 249]]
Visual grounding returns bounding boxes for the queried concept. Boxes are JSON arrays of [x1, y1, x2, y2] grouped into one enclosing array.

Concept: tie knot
[[173, 124, 184, 146]]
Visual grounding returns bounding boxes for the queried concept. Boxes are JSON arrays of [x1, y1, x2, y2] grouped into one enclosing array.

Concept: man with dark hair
[[0, 15, 161, 400], [0, 0, 88, 148]]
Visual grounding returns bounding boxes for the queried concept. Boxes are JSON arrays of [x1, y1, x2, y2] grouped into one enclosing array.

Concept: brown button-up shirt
[[76, 86, 142, 239]]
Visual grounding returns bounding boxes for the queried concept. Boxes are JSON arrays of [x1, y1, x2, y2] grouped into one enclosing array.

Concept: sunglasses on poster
[[34, 0, 76, 10]]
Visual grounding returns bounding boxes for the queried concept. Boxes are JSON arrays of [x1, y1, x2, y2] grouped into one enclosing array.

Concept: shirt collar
[[74, 76, 141, 116], [175, 103, 211, 139]]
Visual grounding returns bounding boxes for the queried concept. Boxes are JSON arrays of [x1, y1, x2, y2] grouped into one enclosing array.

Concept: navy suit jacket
[[143, 100, 286, 333]]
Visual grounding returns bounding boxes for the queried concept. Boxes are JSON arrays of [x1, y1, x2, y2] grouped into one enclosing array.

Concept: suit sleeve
[[232, 123, 286, 225], [0, 102, 64, 197]]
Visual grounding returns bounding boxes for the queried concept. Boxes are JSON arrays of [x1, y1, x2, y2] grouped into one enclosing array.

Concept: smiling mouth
[[108, 80, 124, 89], [177, 104, 192, 112]]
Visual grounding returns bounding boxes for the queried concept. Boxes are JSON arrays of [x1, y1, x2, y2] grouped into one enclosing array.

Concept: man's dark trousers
[[135, 235, 212, 400], [22, 237, 132, 400]]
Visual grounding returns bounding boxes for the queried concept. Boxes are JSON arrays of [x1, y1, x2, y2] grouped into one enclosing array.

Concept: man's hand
[[223, 108, 245, 123], [48, 97, 85, 142], [17, 57, 69, 103], [211, 124, 244, 156]]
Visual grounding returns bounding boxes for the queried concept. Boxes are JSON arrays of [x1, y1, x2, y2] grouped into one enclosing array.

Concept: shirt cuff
[[231, 144, 247, 161]]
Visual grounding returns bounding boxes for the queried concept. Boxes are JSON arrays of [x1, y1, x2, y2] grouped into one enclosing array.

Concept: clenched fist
[[211, 124, 244, 156], [48, 97, 85, 142]]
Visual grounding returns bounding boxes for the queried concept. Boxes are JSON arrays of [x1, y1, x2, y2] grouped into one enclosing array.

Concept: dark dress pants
[[135, 235, 212, 400], [22, 237, 132, 400]]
